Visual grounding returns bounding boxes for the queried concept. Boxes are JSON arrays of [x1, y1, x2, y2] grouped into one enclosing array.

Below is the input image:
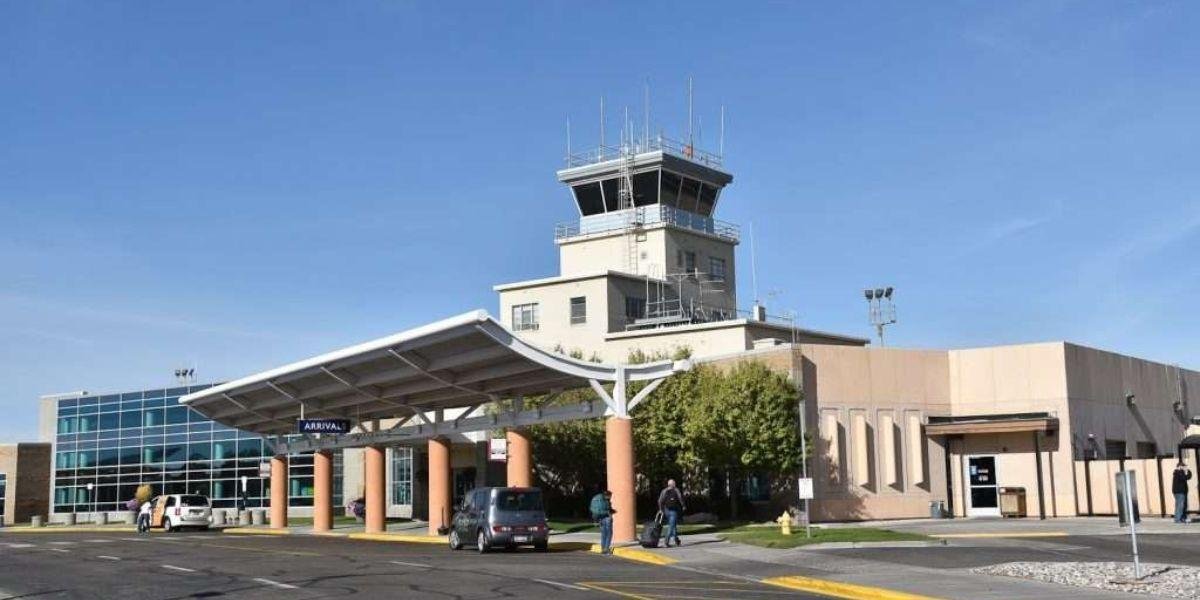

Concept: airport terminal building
[[25, 134, 1200, 532]]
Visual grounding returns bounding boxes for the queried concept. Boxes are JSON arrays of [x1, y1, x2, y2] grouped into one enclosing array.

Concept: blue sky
[[2, 2, 1197, 441]]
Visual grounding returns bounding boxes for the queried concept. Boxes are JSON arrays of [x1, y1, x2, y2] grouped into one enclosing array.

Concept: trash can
[[929, 500, 946, 518], [1000, 487, 1027, 518]]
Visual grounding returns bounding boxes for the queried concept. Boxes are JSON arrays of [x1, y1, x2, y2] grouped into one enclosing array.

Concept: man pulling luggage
[[657, 479, 685, 547]]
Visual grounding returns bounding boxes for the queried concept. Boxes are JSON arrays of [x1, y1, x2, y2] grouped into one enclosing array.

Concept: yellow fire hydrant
[[776, 511, 792, 536]]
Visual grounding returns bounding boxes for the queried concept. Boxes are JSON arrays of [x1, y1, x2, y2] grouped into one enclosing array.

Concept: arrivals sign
[[297, 418, 352, 434], [489, 438, 508, 462]]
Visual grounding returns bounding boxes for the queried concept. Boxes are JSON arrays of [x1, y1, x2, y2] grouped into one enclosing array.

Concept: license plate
[[512, 535, 530, 543], [189, 510, 202, 515]]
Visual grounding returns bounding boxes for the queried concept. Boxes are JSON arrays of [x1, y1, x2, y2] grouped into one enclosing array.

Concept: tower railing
[[554, 205, 740, 243], [564, 135, 724, 169]]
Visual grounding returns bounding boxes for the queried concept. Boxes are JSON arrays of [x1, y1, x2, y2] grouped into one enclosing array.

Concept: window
[[1136, 441, 1158, 458], [708, 257, 726, 281], [569, 296, 587, 325], [684, 251, 696, 276], [1105, 439, 1127, 459], [625, 296, 646, 321], [511, 303, 539, 331], [391, 447, 412, 506], [495, 489, 543, 511]]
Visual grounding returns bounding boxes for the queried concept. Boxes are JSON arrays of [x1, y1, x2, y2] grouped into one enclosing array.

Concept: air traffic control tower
[[495, 118, 865, 360]]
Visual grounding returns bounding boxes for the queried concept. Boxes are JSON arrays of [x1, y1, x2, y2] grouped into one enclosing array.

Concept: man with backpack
[[1174, 462, 1193, 523], [657, 479, 685, 547], [589, 489, 616, 555]]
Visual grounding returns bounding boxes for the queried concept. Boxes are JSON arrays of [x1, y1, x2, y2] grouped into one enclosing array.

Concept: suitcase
[[639, 511, 664, 548]]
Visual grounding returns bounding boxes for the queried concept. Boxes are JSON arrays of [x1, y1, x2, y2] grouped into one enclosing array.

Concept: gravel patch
[[975, 561, 1200, 598]]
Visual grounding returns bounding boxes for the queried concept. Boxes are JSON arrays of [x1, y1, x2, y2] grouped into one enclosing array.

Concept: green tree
[[683, 361, 804, 518]]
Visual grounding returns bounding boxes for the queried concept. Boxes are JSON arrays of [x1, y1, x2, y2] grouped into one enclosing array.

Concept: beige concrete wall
[[663, 228, 737, 310], [1073, 457, 1194, 518], [0, 445, 16, 526], [559, 229, 670, 277], [605, 324, 751, 362], [946, 432, 1065, 518], [798, 345, 951, 521], [1063, 343, 1198, 462], [498, 277, 612, 358], [946, 343, 1076, 517]]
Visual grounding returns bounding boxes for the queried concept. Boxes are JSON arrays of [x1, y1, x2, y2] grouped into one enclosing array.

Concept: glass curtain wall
[[52, 385, 343, 513]]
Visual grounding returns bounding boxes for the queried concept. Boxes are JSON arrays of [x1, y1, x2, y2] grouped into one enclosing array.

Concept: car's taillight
[[174, 508, 180, 516], [492, 525, 511, 533]]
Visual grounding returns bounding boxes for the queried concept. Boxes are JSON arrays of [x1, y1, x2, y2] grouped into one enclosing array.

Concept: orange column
[[606, 416, 636, 543], [269, 454, 288, 529], [428, 437, 451, 536], [313, 450, 333, 532], [506, 429, 532, 487], [365, 446, 386, 533]]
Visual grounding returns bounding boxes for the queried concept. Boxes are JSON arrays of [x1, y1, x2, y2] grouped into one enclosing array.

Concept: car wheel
[[163, 518, 174, 533], [449, 530, 462, 550], [535, 541, 548, 552], [476, 530, 488, 554]]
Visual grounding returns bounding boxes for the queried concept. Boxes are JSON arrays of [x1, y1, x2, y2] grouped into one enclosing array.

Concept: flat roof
[[493, 270, 662, 292], [181, 310, 684, 435], [607, 318, 870, 346]]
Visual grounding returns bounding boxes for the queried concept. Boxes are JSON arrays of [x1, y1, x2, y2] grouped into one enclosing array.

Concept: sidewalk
[[637, 537, 1172, 599], [830, 515, 1198, 537]]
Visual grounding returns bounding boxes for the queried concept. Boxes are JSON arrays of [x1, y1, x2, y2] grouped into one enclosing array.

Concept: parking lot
[[0, 530, 820, 599]]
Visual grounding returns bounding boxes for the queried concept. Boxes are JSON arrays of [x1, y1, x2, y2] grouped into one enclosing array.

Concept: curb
[[798, 540, 947, 550], [347, 532, 446, 545], [763, 575, 943, 600], [589, 543, 677, 565], [222, 527, 291, 536], [930, 532, 1068, 539], [1, 527, 139, 534]]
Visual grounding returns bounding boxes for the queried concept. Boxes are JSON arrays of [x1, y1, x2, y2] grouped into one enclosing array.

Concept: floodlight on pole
[[863, 285, 898, 346]]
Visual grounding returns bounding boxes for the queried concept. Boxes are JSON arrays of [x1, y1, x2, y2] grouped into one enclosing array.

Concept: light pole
[[863, 287, 897, 346], [86, 482, 95, 523]]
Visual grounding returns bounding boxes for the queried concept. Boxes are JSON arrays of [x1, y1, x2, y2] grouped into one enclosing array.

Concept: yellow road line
[[222, 527, 291, 535], [578, 582, 655, 600], [763, 576, 943, 600], [189, 541, 321, 557], [589, 544, 678, 565], [347, 532, 447, 544], [929, 531, 1068, 539]]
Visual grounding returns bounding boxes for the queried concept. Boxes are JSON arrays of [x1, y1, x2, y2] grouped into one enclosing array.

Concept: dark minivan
[[448, 487, 548, 552]]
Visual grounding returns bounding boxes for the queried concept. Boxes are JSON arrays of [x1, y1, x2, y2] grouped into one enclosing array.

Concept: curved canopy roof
[[181, 310, 683, 435]]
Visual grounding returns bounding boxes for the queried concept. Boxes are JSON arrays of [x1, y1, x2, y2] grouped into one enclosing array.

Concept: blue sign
[[297, 419, 352, 434]]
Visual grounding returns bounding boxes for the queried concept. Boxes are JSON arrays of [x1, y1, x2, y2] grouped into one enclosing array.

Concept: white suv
[[152, 494, 213, 532]]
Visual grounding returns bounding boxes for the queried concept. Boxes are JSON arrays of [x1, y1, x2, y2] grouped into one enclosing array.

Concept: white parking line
[[253, 578, 298, 590], [3, 543, 34, 549], [48, 541, 76, 545], [534, 579, 588, 591], [86, 539, 114, 543], [388, 560, 432, 569], [162, 565, 197, 573], [97, 555, 121, 561], [49, 548, 71, 553]]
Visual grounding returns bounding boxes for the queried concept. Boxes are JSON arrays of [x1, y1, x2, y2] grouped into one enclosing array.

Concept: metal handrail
[[565, 135, 723, 169], [554, 205, 739, 242]]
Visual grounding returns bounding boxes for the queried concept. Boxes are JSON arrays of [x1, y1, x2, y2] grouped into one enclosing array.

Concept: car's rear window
[[495, 491, 542, 511], [181, 495, 208, 507]]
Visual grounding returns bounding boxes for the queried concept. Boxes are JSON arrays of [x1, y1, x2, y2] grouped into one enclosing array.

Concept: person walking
[[657, 479, 686, 547], [1173, 462, 1192, 523], [589, 489, 616, 555], [137, 499, 152, 533]]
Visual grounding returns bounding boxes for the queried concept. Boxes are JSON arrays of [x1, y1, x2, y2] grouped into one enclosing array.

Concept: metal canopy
[[180, 310, 686, 442]]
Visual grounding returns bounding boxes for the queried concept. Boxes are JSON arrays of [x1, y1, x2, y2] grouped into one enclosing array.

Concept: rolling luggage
[[639, 511, 664, 548]]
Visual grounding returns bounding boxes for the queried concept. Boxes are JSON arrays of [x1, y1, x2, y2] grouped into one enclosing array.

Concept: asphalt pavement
[[0, 530, 822, 600]]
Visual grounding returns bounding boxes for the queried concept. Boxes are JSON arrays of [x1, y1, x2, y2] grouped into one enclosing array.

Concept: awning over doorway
[[180, 310, 686, 442], [926, 412, 1058, 436]]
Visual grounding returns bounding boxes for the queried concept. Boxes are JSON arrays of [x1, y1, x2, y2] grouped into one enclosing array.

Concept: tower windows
[[624, 296, 646, 322], [569, 296, 587, 325], [708, 257, 726, 281], [511, 303, 540, 331], [684, 251, 697, 276]]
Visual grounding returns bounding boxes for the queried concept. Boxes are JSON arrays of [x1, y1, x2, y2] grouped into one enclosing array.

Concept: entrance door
[[965, 455, 1000, 517]]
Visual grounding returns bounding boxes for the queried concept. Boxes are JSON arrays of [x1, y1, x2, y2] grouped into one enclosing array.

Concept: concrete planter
[[31, 516, 44, 528], [250, 509, 265, 525], [64, 513, 76, 526]]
